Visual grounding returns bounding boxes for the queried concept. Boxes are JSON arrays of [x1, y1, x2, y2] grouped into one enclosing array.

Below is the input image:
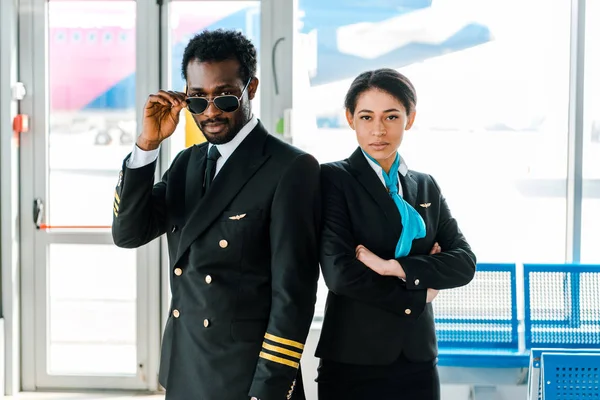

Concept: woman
[[316, 68, 476, 400]]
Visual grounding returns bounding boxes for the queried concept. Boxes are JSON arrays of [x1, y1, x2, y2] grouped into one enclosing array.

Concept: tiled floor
[[1, 394, 164, 399]]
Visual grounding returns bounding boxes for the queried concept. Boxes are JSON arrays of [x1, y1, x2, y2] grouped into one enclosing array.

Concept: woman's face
[[346, 89, 416, 167]]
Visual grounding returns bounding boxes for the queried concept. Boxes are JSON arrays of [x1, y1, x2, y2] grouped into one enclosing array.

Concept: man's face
[[186, 58, 258, 144]]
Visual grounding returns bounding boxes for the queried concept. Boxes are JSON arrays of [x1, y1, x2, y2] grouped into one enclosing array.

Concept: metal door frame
[[1, 0, 21, 395]]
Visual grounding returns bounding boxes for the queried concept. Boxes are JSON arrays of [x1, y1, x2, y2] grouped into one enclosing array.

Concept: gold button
[[173, 309, 180, 318], [414, 279, 420, 286], [203, 319, 210, 328], [174, 268, 182, 276], [205, 275, 212, 284], [219, 239, 228, 248], [404, 309, 411, 315]]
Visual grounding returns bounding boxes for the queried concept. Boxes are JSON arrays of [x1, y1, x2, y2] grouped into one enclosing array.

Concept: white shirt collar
[[362, 150, 408, 176], [362, 150, 408, 195], [208, 115, 258, 170]]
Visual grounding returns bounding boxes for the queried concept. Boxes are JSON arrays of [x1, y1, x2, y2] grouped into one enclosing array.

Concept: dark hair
[[344, 68, 417, 115], [181, 29, 257, 83]]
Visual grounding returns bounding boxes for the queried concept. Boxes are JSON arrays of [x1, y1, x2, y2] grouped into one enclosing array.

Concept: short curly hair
[[181, 29, 257, 84]]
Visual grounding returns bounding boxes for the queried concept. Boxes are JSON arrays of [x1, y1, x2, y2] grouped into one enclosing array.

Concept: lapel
[[185, 144, 207, 220], [348, 147, 402, 239], [400, 171, 427, 255], [175, 122, 271, 266], [399, 171, 418, 209]]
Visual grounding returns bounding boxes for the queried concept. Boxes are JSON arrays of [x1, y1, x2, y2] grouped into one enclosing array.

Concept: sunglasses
[[186, 78, 252, 115]]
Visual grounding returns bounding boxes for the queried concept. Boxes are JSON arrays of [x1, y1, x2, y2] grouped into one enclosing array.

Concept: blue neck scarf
[[363, 151, 426, 258]]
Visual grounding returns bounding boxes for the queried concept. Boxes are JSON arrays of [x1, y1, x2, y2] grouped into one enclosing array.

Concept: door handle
[[34, 198, 44, 229]]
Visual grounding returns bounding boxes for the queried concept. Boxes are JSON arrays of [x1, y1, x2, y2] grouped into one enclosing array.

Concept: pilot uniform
[[112, 116, 321, 400]]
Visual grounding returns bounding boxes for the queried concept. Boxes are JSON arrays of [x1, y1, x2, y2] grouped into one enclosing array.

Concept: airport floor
[[1, 394, 164, 400], [0, 385, 528, 399]]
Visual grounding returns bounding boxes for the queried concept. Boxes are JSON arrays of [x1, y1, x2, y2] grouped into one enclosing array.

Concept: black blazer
[[112, 122, 320, 400], [315, 147, 476, 366]]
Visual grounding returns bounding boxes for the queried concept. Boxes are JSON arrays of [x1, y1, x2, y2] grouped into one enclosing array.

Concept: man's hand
[[138, 90, 187, 150]]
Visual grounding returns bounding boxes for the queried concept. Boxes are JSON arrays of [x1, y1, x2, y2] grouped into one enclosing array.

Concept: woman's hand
[[355, 245, 405, 278], [425, 243, 441, 302], [426, 288, 439, 303], [429, 242, 441, 255], [356, 242, 441, 276], [357, 241, 443, 305]]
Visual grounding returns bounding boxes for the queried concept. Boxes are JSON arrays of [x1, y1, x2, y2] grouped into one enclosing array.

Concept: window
[[48, 1, 136, 227], [295, 0, 572, 316], [581, 0, 600, 262]]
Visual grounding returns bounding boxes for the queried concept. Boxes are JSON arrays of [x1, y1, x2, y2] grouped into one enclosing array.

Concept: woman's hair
[[344, 68, 417, 115]]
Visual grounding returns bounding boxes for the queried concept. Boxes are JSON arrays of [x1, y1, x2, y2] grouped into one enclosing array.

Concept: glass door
[[20, 0, 157, 390]]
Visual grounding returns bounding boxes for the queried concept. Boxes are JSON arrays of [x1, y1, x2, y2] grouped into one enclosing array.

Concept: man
[[112, 29, 320, 400]]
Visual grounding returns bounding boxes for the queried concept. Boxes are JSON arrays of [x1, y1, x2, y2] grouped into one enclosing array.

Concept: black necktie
[[204, 145, 221, 192]]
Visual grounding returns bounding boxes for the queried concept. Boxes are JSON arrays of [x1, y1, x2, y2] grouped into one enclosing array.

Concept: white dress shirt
[[362, 150, 409, 197], [127, 115, 259, 174]]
